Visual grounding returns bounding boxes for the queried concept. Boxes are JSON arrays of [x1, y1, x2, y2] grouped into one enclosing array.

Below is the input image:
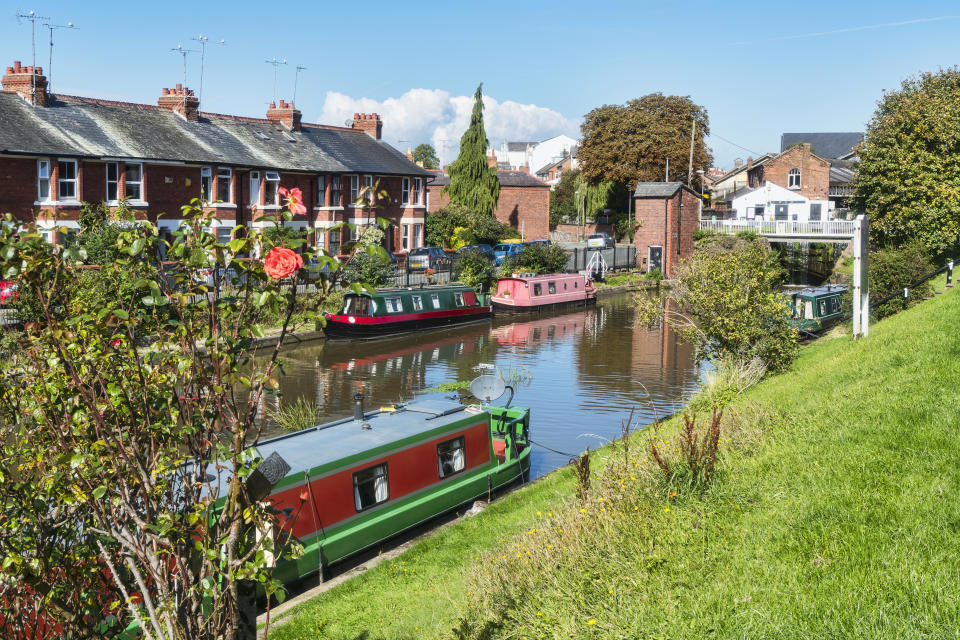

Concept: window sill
[[788, 186, 801, 191], [315, 206, 345, 211], [254, 205, 281, 211], [402, 204, 426, 209], [34, 200, 83, 207], [106, 200, 149, 208], [208, 202, 237, 209]]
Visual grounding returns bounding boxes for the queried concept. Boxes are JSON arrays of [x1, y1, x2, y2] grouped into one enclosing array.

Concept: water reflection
[[263, 293, 701, 479]]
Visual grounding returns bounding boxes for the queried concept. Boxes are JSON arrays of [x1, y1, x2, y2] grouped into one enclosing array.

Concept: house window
[[330, 176, 341, 207], [353, 463, 389, 511], [315, 228, 325, 249], [788, 169, 801, 189], [402, 224, 410, 250], [349, 175, 360, 203], [216, 226, 233, 243], [106, 162, 119, 201], [401, 178, 410, 205], [384, 297, 403, 313], [200, 167, 212, 201], [265, 171, 280, 205], [810, 203, 822, 221], [413, 178, 422, 205], [317, 175, 325, 207], [437, 436, 465, 478], [413, 223, 422, 249], [217, 167, 232, 203], [125, 163, 143, 201], [58, 160, 78, 200], [363, 175, 373, 202], [412, 295, 423, 311], [329, 228, 341, 255], [250, 171, 261, 206], [37, 160, 51, 201]]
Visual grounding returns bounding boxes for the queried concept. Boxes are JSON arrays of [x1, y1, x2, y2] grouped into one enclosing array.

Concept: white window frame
[[37, 159, 51, 201], [384, 297, 403, 313], [58, 159, 78, 201], [363, 174, 373, 203], [430, 293, 440, 308], [349, 175, 359, 203], [413, 178, 422, 205], [216, 167, 233, 203], [353, 463, 389, 512], [788, 168, 801, 190], [413, 223, 423, 249], [264, 171, 280, 206], [401, 224, 410, 250], [250, 171, 261, 206], [437, 436, 465, 478], [106, 162, 119, 201], [200, 166, 213, 201], [125, 163, 143, 201], [401, 178, 410, 205], [331, 175, 341, 207], [411, 294, 423, 311]]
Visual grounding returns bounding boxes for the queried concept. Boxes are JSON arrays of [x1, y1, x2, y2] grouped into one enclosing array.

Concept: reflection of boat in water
[[492, 307, 594, 346], [788, 284, 846, 333], [491, 273, 596, 313], [259, 393, 531, 584], [322, 283, 491, 339]]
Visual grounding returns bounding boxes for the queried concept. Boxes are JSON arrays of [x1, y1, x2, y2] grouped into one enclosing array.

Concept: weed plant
[[267, 398, 323, 432]]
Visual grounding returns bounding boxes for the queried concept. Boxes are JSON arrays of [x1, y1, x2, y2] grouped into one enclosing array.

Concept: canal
[[260, 292, 702, 479]]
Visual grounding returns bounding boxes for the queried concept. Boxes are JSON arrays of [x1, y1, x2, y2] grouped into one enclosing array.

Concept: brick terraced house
[[0, 61, 431, 254]]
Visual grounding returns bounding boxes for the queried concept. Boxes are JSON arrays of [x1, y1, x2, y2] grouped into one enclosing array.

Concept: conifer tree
[[445, 83, 500, 217]]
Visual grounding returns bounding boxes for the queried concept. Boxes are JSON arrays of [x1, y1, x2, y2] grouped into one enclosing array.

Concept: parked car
[[407, 246, 452, 271], [493, 242, 526, 265], [456, 244, 496, 261], [525, 239, 551, 247], [586, 233, 615, 250]]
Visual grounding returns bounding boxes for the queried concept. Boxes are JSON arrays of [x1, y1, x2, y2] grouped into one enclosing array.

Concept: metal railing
[[699, 219, 858, 238]]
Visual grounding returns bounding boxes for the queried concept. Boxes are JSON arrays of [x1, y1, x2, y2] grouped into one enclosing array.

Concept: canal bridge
[[699, 215, 871, 338]]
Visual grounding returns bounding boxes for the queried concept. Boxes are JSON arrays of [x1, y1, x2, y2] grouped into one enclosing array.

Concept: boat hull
[[492, 295, 597, 314], [322, 306, 492, 339]]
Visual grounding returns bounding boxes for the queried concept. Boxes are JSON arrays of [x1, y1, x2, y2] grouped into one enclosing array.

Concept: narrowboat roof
[[792, 284, 847, 300], [345, 283, 474, 297], [498, 272, 584, 282], [256, 398, 480, 473]]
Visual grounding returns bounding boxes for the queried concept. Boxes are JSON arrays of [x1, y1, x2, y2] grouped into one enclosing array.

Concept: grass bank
[[270, 286, 960, 639]]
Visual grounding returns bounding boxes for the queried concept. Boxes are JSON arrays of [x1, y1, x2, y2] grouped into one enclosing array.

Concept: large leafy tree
[[412, 143, 440, 169], [855, 68, 960, 255], [444, 83, 500, 217], [578, 93, 712, 186]]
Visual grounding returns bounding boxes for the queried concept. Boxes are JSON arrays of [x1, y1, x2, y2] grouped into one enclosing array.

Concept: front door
[[648, 245, 663, 273], [775, 205, 789, 220]]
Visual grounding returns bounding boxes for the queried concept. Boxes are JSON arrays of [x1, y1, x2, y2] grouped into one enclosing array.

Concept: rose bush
[[264, 246, 304, 279]]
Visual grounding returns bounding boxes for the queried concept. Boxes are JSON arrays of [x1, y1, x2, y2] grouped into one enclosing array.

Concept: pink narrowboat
[[491, 272, 597, 313]]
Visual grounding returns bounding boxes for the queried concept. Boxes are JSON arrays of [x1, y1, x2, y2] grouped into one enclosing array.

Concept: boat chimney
[[354, 392, 365, 422]]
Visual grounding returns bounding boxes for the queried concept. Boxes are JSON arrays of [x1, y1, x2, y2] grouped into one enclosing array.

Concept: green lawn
[[271, 285, 960, 639]]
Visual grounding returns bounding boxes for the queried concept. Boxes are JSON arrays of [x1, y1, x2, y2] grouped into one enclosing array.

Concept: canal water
[[260, 293, 702, 479]]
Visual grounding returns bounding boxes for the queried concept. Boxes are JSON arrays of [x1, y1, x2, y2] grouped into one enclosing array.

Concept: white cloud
[[317, 89, 579, 166]]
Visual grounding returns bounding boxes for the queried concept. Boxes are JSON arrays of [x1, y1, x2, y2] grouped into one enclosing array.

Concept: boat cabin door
[[648, 246, 662, 274]]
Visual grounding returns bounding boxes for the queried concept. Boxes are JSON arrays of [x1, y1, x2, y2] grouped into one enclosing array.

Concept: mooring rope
[[528, 438, 582, 460]]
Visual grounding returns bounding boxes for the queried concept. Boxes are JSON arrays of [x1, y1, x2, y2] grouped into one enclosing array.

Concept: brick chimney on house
[[406, 147, 414, 161], [518, 162, 530, 174], [266, 99, 301, 131], [2, 61, 48, 106], [158, 84, 199, 121], [352, 113, 382, 139], [747, 156, 753, 169], [488, 150, 497, 168]]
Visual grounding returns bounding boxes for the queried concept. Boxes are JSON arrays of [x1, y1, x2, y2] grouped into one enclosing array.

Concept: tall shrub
[[445, 84, 500, 217]]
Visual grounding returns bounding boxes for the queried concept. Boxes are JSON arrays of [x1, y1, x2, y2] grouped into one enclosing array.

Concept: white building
[[731, 181, 830, 222], [497, 134, 578, 174]]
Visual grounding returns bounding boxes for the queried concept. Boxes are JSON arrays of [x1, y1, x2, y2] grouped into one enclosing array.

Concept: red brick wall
[[633, 188, 700, 278], [751, 144, 829, 200], [0, 157, 40, 219], [426, 183, 550, 241], [149, 165, 202, 222]]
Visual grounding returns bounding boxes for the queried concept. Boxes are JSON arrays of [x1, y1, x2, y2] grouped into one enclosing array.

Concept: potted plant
[[425, 267, 435, 283]]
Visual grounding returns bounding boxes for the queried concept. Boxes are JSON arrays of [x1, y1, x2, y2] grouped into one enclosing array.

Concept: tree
[[425, 203, 510, 249], [0, 193, 344, 639], [855, 68, 960, 255], [578, 93, 712, 187], [444, 83, 500, 217], [550, 168, 580, 227], [412, 143, 440, 169]]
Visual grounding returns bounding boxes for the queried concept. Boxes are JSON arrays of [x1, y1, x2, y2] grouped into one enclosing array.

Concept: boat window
[[454, 292, 464, 306], [353, 463, 389, 511], [431, 293, 440, 308], [574, 280, 578, 288], [818, 299, 828, 316], [533, 283, 542, 296], [564, 282, 568, 290], [548, 282, 556, 294], [384, 297, 403, 313], [437, 436, 465, 478], [463, 290, 477, 306], [804, 301, 814, 320], [342, 296, 372, 316], [412, 295, 423, 311]]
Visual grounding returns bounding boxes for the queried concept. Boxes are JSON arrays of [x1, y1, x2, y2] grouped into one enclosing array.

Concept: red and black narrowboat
[[321, 283, 492, 339]]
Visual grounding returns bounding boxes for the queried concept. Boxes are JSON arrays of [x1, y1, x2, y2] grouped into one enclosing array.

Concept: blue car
[[493, 243, 525, 265]]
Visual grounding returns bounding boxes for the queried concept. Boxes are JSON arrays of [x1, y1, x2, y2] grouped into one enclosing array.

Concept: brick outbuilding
[[632, 182, 701, 278], [426, 171, 551, 241]]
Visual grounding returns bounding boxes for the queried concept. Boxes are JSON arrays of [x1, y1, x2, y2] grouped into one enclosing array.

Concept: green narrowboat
[[258, 393, 530, 583], [789, 284, 847, 332], [321, 283, 491, 339]]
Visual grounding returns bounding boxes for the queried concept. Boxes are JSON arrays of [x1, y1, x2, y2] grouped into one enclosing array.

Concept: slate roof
[[633, 182, 697, 198], [0, 92, 431, 176], [830, 166, 855, 185], [780, 132, 863, 160], [427, 171, 548, 188], [506, 141, 537, 152]]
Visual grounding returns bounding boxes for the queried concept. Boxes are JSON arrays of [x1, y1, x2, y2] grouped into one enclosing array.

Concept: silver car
[[587, 233, 615, 249]]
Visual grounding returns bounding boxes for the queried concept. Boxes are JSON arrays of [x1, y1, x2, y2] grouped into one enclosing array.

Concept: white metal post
[[852, 214, 869, 339]]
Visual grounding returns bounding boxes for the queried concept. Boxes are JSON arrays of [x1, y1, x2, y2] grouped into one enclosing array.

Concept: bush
[[341, 250, 393, 288], [868, 240, 936, 320], [453, 250, 496, 291], [500, 244, 569, 276]]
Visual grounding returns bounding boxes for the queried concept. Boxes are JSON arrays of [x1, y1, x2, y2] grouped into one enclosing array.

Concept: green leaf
[[250, 324, 265, 338], [92, 486, 107, 500], [112, 309, 129, 321], [129, 238, 145, 256], [230, 238, 246, 254], [0, 245, 15, 260]]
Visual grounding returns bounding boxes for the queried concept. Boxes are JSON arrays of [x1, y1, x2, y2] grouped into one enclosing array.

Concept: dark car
[[407, 246, 452, 271], [493, 242, 526, 265], [456, 244, 496, 261], [525, 239, 552, 247]]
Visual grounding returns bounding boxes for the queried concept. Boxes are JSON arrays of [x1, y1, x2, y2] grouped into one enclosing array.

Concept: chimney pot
[[5, 67, 12, 75], [157, 83, 200, 121], [13, 61, 21, 72], [3, 59, 48, 105]]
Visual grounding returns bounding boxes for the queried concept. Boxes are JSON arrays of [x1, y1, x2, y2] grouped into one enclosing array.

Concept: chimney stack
[[158, 84, 200, 121], [352, 113, 382, 139], [266, 99, 302, 131], [488, 149, 497, 169], [2, 61, 48, 106], [405, 147, 414, 161], [747, 156, 753, 169]]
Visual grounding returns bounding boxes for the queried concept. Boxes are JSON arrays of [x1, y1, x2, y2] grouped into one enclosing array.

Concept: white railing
[[699, 219, 857, 238]]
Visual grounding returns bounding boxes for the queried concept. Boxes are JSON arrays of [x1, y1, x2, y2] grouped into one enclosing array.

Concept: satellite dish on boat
[[470, 375, 505, 403]]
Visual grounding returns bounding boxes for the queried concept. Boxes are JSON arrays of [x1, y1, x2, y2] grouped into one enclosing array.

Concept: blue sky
[[2, 0, 959, 168]]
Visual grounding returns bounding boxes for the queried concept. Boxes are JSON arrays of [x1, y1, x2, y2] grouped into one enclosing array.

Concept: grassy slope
[[273, 287, 960, 639]]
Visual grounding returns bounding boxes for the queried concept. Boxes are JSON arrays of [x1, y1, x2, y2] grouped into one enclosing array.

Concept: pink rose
[[264, 247, 303, 279]]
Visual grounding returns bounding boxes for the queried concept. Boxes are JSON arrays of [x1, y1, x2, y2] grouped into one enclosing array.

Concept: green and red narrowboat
[[259, 394, 530, 582], [321, 283, 491, 339]]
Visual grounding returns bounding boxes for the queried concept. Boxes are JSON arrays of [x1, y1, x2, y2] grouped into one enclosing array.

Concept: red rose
[[264, 247, 303, 279]]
